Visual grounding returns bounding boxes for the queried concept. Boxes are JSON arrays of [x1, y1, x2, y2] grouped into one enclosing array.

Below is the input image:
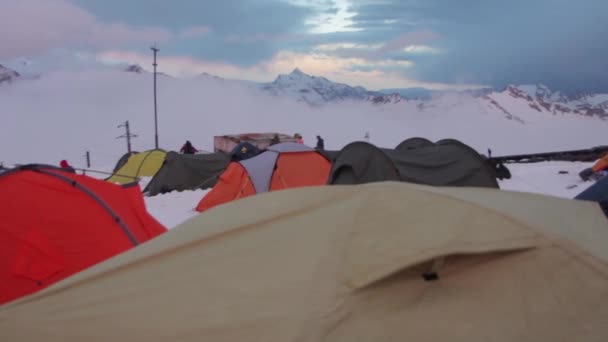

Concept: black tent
[[143, 152, 230, 196], [230, 142, 261, 161], [317, 149, 340, 162], [395, 137, 434, 151], [575, 176, 608, 217], [328, 139, 499, 188]]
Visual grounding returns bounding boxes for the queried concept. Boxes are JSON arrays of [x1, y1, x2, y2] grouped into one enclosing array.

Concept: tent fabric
[[143, 152, 230, 196], [230, 142, 261, 161], [0, 165, 166, 305], [111, 151, 138, 173], [395, 137, 434, 151], [329, 140, 498, 188], [196, 142, 331, 212], [592, 155, 608, 172], [240, 149, 280, 193], [2, 182, 608, 341], [106, 149, 166, 184], [575, 176, 608, 217], [317, 148, 340, 161], [194, 163, 256, 211], [267, 141, 314, 153]]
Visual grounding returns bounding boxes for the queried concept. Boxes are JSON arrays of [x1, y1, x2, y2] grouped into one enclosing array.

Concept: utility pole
[[116, 120, 138, 153], [151, 45, 160, 149], [84, 151, 91, 168]]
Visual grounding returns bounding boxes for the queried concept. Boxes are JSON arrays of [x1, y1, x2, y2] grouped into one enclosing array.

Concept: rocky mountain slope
[[0, 64, 20, 84]]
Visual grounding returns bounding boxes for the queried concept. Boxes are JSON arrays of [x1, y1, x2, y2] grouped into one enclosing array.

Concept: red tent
[[0, 165, 167, 305]]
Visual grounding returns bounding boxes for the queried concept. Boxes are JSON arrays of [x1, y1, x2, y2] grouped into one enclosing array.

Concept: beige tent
[[1, 182, 608, 341]]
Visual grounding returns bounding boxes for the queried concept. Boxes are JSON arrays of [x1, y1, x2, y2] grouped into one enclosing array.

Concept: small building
[[213, 133, 297, 154]]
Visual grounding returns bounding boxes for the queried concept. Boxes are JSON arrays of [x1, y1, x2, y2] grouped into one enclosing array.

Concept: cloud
[[0, 0, 177, 60], [347, 0, 608, 93], [402, 45, 441, 55], [313, 43, 382, 52], [96, 49, 480, 91], [177, 26, 212, 39], [299, 0, 362, 33], [307, 31, 441, 67], [224, 33, 309, 44], [376, 30, 440, 55], [9, 0, 604, 93]]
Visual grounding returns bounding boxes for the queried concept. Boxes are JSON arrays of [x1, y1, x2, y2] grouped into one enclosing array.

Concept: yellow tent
[[106, 149, 166, 184], [2, 182, 608, 341]]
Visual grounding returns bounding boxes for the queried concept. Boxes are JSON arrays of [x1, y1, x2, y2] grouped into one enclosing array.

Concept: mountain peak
[[0, 64, 20, 84], [124, 64, 145, 74], [199, 72, 223, 80], [261, 68, 407, 106], [290, 68, 306, 76]]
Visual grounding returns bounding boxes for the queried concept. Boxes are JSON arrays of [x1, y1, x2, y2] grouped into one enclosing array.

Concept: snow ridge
[[0, 64, 20, 84]]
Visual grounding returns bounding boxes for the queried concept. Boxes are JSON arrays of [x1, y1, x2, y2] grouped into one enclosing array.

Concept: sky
[[1, 0, 607, 93]]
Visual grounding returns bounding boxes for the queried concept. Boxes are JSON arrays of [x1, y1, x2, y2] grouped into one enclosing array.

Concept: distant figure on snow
[[59, 159, 75, 173], [270, 134, 280, 146], [294, 133, 304, 144], [180, 140, 198, 154], [316, 135, 325, 150]]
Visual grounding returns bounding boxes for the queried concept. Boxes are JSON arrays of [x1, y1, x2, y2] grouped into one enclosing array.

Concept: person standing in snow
[[270, 134, 280, 146], [316, 135, 325, 150], [294, 133, 304, 144], [180, 140, 198, 154], [59, 159, 75, 173]]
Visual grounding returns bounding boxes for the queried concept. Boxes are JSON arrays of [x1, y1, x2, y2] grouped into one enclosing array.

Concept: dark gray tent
[[318, 149, 340, 162], [575, 176, 608, 217], [230, 142, 261, 161], [395, 137, 434, 151], [143, 152, 230, 196], [329, 139, 499, 188]]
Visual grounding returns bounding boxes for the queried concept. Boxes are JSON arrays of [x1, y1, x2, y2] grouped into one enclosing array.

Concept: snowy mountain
[[123, 64, 173, 78], [380, 87, 493, 100], [367, 92, 406, 104], [259, 68, 405, 106], [0, 64, 20, 84], [484, 85, 608, 119], [199, 72, 223, 81], [124, 64, 146, 74]]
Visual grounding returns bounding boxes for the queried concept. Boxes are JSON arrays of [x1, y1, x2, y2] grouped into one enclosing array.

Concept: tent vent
[[422, 257, 445, 282], [422, 272, 439, 281]]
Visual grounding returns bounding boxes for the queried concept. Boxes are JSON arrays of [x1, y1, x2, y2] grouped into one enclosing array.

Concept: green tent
[[328, 138, 498, 188], [143, 152, 230, 196]]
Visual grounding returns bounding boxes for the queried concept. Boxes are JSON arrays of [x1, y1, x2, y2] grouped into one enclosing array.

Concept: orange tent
[[592, 154, 608, 173], [196, 142, 331, 212], [0, 164, 167, 305]]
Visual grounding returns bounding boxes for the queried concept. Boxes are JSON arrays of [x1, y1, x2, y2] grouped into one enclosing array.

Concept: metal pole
[[126, 120, 132, 153], [86, 151, 91, 168], [117, 120, 138, 154], [151, 46, 159, 149]]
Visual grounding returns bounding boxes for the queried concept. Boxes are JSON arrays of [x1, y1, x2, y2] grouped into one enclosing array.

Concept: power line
[[116, 120, 138, 154]]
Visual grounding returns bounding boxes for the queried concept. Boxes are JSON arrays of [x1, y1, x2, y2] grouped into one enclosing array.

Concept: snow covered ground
[[499, 161, 595, 198], [145, 189, 208, 229], [142, 161, 598, 229]]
